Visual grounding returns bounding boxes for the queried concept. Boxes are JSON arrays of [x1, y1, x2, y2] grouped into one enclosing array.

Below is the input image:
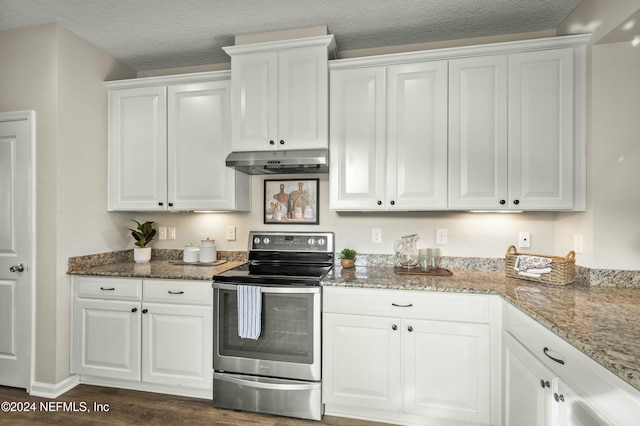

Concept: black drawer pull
[[392, 303, 413, 308], [543, 347, 565, 365], [168, 291, 185, 295], [100, 287, 115, 291]]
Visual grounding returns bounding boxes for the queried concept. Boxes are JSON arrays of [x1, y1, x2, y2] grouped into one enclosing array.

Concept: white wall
[[557, 0, 640, 269], [0, 23, 135, 385]]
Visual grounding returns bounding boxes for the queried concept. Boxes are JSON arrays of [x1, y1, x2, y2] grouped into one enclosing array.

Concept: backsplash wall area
[[111, 174, 564, 261]]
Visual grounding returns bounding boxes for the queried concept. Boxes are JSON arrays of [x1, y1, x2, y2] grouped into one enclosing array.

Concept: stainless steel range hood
[[225, 149, 329, 175]]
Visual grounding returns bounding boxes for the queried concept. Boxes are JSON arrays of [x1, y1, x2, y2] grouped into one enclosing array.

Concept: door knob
[[9, 263, 25, 273]]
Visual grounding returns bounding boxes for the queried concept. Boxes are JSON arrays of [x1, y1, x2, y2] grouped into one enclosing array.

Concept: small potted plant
[[129, 219, 156, 263], [339, 248, 356, 269]]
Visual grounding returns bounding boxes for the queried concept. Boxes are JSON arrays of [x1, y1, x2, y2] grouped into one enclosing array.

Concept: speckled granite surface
[[67, 249, 246, 280], [323, 266, 640, 392], [68, 250, 640, 392]]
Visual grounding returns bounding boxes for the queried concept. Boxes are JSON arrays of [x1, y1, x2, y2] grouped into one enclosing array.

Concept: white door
[[403, 318, 491, 424], [230, 52, 277, 151], [278, 46, 329, 150], [386, 61, 448, 210], [141, 303, 212, 389], [449, 55, 508, 210], [0, 111, 34, 390], [508, 48, 575, 210], [322, 313, 402, 411], [504, 333, 554, 426], [108, 86, 167, 211], [73, 298, 141, 381], [167, 80, 237, 211], [329, 67, 386, 211]]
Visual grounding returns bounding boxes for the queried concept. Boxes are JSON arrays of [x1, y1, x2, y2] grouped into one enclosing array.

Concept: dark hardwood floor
[[0, 385, 391, 425]]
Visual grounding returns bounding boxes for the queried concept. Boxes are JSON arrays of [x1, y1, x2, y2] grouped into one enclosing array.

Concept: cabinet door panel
[[504, 332, 553, 426], [387, 62, 448, 210], [278, 46, 328, 149], [142, 303, 212, 389], [108, 86, 167, 211], [404, 319, 491, 424], [329, 68, 386, 210], [323, 313, 401, 411], [231, 53, 277, 151], [449, 55, 508, 209], [168, 80, 239, 210], [509, 48, 574, 209], [74, 299, 141, 381]]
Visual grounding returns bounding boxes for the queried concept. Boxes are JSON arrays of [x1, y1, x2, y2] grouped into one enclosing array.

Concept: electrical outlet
[[372, 228, 382, 243], [574, 235, 584, 254], [158, 227, 167, 240], [518, 231, 531, 248], [226, 226, 236, 241], [436, 229, 447, 245], [168, 227, 176, 240]]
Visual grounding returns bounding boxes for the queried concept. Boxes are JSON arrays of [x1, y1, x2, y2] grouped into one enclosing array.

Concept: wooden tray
[[393, 266, 453, 276], [170, 260, 228, 267]]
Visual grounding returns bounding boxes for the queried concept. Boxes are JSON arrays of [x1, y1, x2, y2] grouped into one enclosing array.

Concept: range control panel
[[249, 231, 334, 253]]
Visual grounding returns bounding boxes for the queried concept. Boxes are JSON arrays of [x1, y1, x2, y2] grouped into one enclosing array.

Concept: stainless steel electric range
[[212, 231, 334, 421]]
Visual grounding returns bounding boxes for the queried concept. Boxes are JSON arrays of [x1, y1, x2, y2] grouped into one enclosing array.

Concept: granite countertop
[[68, 251, 640, 393], [323, 266, 640, 393], [67, 259, 245, 280]]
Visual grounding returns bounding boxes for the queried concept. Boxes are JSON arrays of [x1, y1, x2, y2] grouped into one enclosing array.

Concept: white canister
[[200, 238, 217, 263], [183, 243, 200, 263]]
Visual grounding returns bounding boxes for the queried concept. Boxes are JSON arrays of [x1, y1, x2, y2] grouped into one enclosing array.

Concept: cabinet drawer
[[323, 287, 490, 323], [75, 277, 142, 301], [143, 279, 212, 305]]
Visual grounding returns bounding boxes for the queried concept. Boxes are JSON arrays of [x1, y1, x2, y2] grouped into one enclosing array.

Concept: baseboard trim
[[30, 375, 80, 398]]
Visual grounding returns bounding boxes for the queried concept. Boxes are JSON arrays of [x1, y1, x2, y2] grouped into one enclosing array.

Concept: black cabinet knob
[[513, 199, 520, 205], [377, 200, 382, 205], [168, 202, 173, 207], [158, 202, 163, 206], [390, 200, 395, 205], [269, 140, 275, 145], [407, 325, 414, 332], [131, 308, 137, 313], [142, 309, 148, 314], [392, 325, 398, 331], [499, 199, 506, 205], [279, 140, 285, 145]]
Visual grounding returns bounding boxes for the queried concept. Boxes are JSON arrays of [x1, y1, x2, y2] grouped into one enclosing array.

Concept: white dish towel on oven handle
[[237, 285, 262, 339]]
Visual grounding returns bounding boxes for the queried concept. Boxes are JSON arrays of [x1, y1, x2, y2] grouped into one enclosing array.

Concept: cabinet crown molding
[[330, 34, 590, 69], [223, 35, 338, 59], [105, 70, 231, 89]]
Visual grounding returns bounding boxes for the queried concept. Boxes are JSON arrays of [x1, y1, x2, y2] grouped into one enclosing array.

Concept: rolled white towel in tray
[[514, 255, 552, 272], [237, 285, 262, 340]]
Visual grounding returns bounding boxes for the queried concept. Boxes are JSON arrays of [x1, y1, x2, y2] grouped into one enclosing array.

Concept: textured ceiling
[[0, 0, 583, 71]]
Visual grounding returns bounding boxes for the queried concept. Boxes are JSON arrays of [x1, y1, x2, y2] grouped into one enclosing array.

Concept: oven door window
[[218, 289, 315, 364]]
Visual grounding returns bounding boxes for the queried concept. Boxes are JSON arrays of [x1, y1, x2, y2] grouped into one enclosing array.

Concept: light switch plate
[[518, 231, 531, 248], [226, 226, 236, 241]]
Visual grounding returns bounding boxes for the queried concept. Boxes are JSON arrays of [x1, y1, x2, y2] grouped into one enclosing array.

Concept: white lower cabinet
[[503, 303, 640, 426], [72, 277, 212, 399], [323, 287, 498, 425]]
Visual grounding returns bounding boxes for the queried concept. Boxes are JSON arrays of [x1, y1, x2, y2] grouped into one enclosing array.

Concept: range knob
[[318, 238, 325, 246], [263, 237, 270, 245], [308, 238, 315, 245], [253, 237, 261, 245]]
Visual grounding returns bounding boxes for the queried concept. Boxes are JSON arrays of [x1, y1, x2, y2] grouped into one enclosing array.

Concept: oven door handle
[[212, 282, 320, 294], [214, 373, 320, 391]]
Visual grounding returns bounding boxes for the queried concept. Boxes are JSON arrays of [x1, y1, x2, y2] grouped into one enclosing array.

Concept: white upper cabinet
[[329, 67, 386, 210], [107, 73, 250, 212], [448, 55, 509, 210], [449, 42, 585, 211], [108, 85, 168, 211], [224, 36, 336, 152], [331, 34, 587, 212], [508, 48, 575, 210], [329, 61, 448, 211]]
